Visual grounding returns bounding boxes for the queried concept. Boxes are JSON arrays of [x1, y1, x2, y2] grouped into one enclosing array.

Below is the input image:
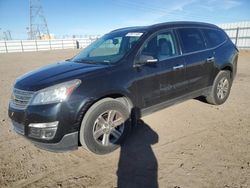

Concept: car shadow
[[194, 96, 208, 103], [116, 120, 159, 188]]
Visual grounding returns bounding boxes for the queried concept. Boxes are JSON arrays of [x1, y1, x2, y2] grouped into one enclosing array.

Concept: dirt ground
[[0, 49, 250, 188]]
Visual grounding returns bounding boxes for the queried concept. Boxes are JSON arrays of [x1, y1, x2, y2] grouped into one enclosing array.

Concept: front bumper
[[11, 120, 79, 152], [8, 88, 94, 152], [8, 100, 84, 152], [31, 132, 78, 152]]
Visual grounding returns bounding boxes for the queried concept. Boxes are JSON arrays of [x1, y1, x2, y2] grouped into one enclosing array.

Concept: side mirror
[[137, 55, 158, 66], [112, 38, 119, 45]]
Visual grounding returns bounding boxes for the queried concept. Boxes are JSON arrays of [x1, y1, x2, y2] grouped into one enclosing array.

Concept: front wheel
[[206, 70, 232, 105], [79, 98, 131, 154]]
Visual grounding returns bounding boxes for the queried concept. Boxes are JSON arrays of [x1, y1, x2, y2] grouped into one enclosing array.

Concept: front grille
[[12, 121, 25, 135], [10, 88, 35, 110]]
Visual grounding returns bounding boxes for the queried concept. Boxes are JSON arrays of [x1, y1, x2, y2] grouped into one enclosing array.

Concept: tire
[[79, 98, 131, 154], [206, 70, 232, 105]]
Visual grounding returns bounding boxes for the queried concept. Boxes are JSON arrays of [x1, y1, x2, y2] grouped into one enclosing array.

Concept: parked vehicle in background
[[8, 22, 238, 154]]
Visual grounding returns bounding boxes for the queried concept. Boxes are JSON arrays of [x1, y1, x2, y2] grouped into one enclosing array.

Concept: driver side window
[[141, 31, 178, 61]]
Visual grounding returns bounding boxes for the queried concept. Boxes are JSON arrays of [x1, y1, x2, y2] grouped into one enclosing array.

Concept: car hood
[[14, 61, 109, 91]]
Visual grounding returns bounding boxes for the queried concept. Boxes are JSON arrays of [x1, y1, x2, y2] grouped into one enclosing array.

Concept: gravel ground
[[0, 49, 250, 188]]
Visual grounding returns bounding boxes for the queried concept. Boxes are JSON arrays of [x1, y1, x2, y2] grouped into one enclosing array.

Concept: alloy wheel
[[92, 110, 125, 146], [217, 77, 229, 100]]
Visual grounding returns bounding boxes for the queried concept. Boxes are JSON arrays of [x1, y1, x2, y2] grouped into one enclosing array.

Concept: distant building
[[40, 34, 55, 40]]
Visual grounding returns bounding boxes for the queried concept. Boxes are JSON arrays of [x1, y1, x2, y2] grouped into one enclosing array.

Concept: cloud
[[170, 0, 198, 11], [205, 0, 242, 11], [115, 0, 243, 27], [151, 0, 200, 22], [222, 0, 242, 10]]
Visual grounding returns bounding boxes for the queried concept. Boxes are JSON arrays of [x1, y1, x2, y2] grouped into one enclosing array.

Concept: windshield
[[71, 31, 144, 64]]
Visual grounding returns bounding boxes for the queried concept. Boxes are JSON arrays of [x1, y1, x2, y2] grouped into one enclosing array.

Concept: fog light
[[28, 121, 58, 140]]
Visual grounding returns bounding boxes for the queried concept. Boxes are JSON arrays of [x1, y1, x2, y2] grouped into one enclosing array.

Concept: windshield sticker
[[126, 32, 143, 37]]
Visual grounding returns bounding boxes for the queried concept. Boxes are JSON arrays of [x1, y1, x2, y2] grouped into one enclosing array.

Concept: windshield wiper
[[74, 59, 96, 64]]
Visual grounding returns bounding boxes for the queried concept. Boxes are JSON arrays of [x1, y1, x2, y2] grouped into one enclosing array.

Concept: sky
[[0, 0, 250, 39]]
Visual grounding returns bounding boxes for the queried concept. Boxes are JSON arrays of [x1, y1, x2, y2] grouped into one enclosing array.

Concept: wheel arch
[[76, 92, 134, 132], [98, 93, 134, 111], [220, 64, 233, 78]]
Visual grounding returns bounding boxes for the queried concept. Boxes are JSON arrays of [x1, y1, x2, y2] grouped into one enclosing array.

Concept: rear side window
[[178, 28, 206, 53], [202, 29, 227, 48]]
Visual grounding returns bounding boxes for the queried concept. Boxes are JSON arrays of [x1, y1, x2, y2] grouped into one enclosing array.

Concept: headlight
[[30, 79, 81, 105]]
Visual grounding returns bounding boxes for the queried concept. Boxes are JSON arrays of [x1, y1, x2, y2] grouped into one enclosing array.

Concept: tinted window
[[178, 28, 206, 53], [141, 31, 178, 61], [202, 29, 227, 47]]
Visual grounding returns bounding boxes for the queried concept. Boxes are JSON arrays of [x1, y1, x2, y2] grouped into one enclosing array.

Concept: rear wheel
[[79, 98, 131, 154], [206, 70, 232, 105]]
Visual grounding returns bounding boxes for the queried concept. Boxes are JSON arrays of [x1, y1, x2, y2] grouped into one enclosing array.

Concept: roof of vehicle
[[110, 21, 220, 33]]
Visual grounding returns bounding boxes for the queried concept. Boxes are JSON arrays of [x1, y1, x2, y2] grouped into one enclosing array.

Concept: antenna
[[29, 0, 50, 39]]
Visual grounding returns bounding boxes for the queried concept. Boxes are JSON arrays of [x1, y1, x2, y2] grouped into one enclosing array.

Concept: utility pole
[[29, 0, 50, 39]]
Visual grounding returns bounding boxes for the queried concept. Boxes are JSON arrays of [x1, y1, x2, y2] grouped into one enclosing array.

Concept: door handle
[[206, 57, 215, 62], [173, 64, 184, 70]]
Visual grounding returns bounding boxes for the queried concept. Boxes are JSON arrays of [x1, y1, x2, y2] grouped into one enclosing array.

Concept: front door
[[156, 31, 186, 101], [134, 30, 187, 109]]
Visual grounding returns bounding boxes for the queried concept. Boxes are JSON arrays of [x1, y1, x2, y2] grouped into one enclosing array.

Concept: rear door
[[177, 28, 214, 93], [201, 28, 228, 84]]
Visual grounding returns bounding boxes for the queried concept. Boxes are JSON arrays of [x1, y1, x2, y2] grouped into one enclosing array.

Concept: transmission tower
[[3, 30, 12, 40], [29, 0, 50, 39]]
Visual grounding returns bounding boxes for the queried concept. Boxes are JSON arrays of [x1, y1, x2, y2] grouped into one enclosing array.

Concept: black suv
[[9, 22, 238, 154]]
